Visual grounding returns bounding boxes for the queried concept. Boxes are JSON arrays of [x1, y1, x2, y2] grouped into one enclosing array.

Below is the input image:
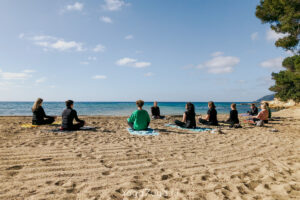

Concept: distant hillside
[[255, 94, 275, 102]]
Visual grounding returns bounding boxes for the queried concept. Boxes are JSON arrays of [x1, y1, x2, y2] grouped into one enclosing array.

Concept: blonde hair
[[32, 98, 43, 112]]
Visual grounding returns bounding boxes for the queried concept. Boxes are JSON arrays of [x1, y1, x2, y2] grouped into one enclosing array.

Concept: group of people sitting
[[31, 98, 272, 131], [32, 98, 85, 130]]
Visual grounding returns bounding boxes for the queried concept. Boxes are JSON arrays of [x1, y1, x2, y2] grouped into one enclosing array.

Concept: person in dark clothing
[[151, 101, 165, 119], [174, 102, 196, 128], [198, 101, 218, 126], [61, 100, 85, 130], [32, 98, 56, 125], [224, 103, 239, 126], [247, 103, 258, 116]]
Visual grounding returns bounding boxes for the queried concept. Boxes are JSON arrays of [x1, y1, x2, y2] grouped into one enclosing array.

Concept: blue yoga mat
[[127, 128, 159, 136], [165, 124, 212, 132]]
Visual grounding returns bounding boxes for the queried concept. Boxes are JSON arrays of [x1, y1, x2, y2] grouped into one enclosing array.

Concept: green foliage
[[256, 0, 300, 52], [270, 55, 300, 102]]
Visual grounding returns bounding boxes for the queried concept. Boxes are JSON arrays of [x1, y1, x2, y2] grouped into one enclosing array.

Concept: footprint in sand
[[40, 158, 52, 161], [6, 165, 23, 170], [102, 171, 110, 176]]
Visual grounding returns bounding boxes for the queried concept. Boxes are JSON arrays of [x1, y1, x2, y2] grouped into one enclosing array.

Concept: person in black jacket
[[174, 102, 196, 128], [61, 100, 85, 130], [247, 103, 258, 116], [198, 101, 218, 126], [151, 101, 165, 119], [32, 98, 56, 125], [224, 103, 239, 126]]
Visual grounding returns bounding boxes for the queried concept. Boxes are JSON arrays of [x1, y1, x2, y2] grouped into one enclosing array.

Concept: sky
[[0, 0, 294, 102]]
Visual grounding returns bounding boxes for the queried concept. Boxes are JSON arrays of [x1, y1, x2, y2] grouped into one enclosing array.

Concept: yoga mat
[[50, 126, 96, 133], [21, 121, 62, 128], [127, 128, 159, 136], [165, 124, 212, 132]]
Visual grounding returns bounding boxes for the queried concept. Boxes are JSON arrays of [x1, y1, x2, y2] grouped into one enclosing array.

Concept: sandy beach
[[0, 107, 299, 200]]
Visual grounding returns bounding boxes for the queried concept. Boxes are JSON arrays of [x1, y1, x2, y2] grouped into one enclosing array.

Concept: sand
[[0, 107, 299, 200]]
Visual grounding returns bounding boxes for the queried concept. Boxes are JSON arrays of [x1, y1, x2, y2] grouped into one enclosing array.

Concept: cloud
[[144, 72, 154, 77], [92, 75, 107, 79], [100, 16, 113, 23], [23, 69, 36, 73], [80, 61, 89, 65], [22, 34, 85, 52], [50, 40, 84, 51], [36, 77, 47, 83], [197, 53, 240, 74], [116, 57, 151, 68], [18, 33, 25, 39], [211, 51, 224, 57], [65, 2, 84, 12], [266, 29, 289, 41], [88, 56, 97, 61], [135, 62, 151, 68], [251, 32, 259, 40], [0, 69, 33, 80], [93, 44, 106, 52], [260, 57, 283, 70], [125, 35, 133, 40], [102, 0, 128, 11]]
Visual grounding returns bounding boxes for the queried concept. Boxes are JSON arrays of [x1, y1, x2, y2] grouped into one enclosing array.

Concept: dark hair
[[264, 102, 269, 106], [231, 103, 236, 110], [66, 100, 74, 108], [251, 103, 256, 107], [136, 100, 144, 107], [186, 102, 195, 113], [208, 101, 216, 109]]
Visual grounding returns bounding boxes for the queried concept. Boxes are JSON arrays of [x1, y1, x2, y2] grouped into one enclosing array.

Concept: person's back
[[128, 109, 150, 130], [62, 108, 75, 129], [185, 110, 196, 128], [208, 108, 218, 125], [32, 106, 45, 124], [229, 110, 239, 124], [128, 100, 150, 130]]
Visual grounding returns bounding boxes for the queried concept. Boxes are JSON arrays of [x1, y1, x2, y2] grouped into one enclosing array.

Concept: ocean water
[[0, 102, 253, 116]]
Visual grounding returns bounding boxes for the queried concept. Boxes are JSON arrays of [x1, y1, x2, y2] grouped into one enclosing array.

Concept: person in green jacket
[[128, 100, 150, 130]]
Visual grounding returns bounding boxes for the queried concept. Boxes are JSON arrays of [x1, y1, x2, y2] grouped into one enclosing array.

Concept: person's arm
[[182, 113, 187, 122], [147, 112, 151, 123], [73, 110, 83, 123], [41, 107, 50, 118], [227, 111, 233, 121], [128, 112, 135, 123]]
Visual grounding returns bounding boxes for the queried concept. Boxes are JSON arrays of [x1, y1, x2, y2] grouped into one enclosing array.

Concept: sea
[[0, 102, 254, 116]]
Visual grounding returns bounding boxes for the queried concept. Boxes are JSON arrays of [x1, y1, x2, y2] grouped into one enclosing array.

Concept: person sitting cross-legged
[[128, 100, 151, 130], [61, 100, 85, 130]]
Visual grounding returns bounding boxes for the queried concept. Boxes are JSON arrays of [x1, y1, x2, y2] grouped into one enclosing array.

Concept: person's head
[[264, 102, 269, 107], [231, 103, 236, 110], [32, 98, 43, 112], [185, 102, 195, 113], [136, 100, 144, 109], [208, 101, 216, 109], [251, 103, 256, 108], [153, 101, 158, 107], [261, 104, 266, 110], [66, 100, 74, 108]]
